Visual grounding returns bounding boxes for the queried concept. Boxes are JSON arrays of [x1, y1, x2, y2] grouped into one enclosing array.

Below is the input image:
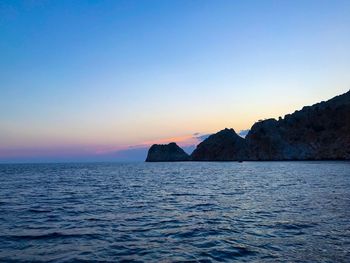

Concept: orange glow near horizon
[[140, 135, 199, 147], [94, 133, 203, 155]]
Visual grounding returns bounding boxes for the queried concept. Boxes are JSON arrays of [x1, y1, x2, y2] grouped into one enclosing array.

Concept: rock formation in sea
[[245, 90, 350, 160], [191, 128, 248, 161], [146, 90, 350, 161], [145, 142, 190, 162]]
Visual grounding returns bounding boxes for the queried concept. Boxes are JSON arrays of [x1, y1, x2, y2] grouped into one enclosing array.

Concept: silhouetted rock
[[246, 90, 350, 160], [146, 142, 190, 162], [191, 128, 248, 161], [191, 90, 350, 161], [145, 90, 350, 161]]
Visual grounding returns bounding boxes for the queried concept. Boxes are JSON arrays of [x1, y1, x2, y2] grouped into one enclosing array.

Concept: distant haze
[[1, 0, 350, 162]]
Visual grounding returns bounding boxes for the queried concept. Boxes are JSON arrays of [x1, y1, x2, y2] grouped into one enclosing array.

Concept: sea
[[0, 162, 349, 262]]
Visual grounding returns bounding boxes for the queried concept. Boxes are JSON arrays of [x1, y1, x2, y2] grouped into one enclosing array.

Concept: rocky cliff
[[146, 90, 350, 161], [146, 142, 190, 162], [191, 128, 248, 161], [245, 90, 350, 160]]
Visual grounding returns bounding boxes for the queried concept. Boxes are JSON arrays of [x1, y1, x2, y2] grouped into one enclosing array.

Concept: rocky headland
[[146, 90, 350, 161], [191, 128, 248, 161]]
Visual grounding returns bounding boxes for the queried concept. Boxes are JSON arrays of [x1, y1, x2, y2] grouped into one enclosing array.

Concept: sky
[[1, 0, 350, 163]]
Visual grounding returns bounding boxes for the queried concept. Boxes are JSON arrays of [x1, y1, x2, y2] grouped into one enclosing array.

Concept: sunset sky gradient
[[1, 0, 350, 162]]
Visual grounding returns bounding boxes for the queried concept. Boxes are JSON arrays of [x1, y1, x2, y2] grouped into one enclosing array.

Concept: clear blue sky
[[1, 0, 349, 162]]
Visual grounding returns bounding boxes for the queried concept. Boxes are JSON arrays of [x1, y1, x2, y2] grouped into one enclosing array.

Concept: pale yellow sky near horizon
[[1, 87, 348, 154]]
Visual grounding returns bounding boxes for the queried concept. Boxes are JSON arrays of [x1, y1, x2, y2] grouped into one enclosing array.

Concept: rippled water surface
[[0, 162, 350, 262]]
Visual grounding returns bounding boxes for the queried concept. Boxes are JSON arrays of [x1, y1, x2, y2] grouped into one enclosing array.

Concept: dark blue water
[[0, 162, 349, 262]]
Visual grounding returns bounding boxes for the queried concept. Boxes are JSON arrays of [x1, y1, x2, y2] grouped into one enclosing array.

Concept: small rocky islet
[[146, 90, 350, 161], [145, 142, 190, 162]]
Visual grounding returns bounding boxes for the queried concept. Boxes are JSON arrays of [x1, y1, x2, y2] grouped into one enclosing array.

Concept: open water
[[0, 162, 349, 262]]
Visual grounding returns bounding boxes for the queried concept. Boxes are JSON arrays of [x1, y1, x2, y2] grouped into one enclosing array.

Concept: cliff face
[[246, 90, 350, 160], [191, 128, 247, 161], [145, 142, 190, 162], [145, 90, 350, 161]]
